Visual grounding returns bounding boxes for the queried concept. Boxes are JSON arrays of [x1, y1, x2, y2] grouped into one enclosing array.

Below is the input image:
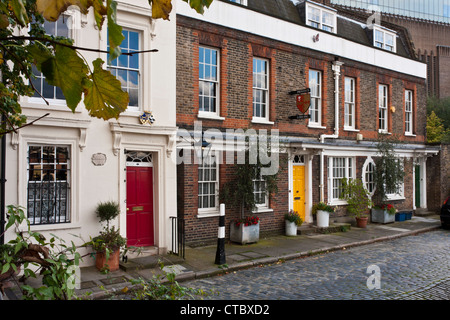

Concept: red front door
[[126, 165, 154, 247]]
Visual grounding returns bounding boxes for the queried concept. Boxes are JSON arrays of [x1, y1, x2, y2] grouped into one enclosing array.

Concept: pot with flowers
[[230, 216, 260, 244], [341, 178, 373, 228], [284, 210, 303, 236], [220, 150, 279, 245], [371, 203, 396, 224], [312, 202, 334, 228], [86, 201, 126, 272]]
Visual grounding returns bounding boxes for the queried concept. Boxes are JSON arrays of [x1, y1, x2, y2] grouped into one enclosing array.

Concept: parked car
[[441, 196, 450, 229]]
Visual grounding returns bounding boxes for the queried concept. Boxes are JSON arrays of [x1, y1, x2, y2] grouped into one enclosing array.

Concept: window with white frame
[[344, 77, 356, 129], [27, 145, 70, 225], [227, 0, 247, 5], [253, 168, 268, 208], [309, 70, 322, 126], [386, 159, 404, 200], [306, 2, 337, 33], [378, 84, 388, 132], [405, 90, 413, 135], [198, 152, 218, 212], [373, 27, 396, 52], [31, 15, 70, 101], [329, 157, 354, 202], [253, 57, 269, 120], [108, 29, 140, 110], [363, 160, 376, 195], [199, 47, 219, 115]]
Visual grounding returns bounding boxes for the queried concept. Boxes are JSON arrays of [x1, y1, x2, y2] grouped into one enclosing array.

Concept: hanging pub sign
[[288, 88, 311, 120], [296, 93, 311, 114]]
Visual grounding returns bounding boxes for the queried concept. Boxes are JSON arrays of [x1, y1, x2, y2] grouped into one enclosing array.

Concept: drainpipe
[[320, 59, 344, 143], [319, 150, 324, 203]]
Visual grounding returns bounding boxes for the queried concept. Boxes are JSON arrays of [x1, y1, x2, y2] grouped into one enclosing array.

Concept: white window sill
[[308, 124, 326, 129], [23, 222, 82, 233], [198, 112, 225, 121], [344, 127, 360, 132], [251, 117, 274, 125], [386, 194, 405, 201], [378, 129, 391, 135], [329, 199, 347, 206], [197, 208, 220, 218], [405, 133, 416, 137], [252, 207, 273, 214], [24, 98, 83, 113]]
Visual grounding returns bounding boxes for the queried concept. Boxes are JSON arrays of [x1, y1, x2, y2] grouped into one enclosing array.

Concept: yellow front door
[[292, 165, 306, 222]]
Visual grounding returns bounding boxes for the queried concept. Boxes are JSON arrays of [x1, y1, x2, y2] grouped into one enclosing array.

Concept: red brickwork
[[176, 15, 428, 244]]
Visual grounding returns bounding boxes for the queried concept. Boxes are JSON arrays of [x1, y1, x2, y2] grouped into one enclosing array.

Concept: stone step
[[414, 208, 436, 216]]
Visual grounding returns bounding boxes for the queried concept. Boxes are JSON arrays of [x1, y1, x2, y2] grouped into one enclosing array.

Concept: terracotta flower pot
[[356, 216, 368, 228], [95, 249, 120, 272]]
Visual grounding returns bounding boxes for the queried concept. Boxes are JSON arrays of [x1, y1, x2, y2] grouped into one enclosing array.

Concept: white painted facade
[[3, 0, 177, 266]]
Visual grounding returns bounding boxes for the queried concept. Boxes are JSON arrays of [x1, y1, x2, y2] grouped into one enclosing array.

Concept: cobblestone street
[[184, 230, 450, 300]]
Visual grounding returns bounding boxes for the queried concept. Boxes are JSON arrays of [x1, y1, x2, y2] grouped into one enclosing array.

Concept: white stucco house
[[2, 0, 178, 266]]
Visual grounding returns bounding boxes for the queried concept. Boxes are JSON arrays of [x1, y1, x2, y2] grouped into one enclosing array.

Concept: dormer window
[[306, 2, 337, 33], [228, 0, 247, 5], [373, 26, 396, 52]]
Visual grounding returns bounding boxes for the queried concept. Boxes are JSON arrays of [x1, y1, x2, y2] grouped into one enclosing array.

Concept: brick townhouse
[[175, 0, 439, 245]]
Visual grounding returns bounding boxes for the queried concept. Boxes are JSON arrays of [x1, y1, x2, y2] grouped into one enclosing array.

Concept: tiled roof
[[221, 0, 415, 59]]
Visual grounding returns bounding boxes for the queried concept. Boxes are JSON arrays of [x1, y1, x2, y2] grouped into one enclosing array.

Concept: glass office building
[[331, 0, 450, 24]]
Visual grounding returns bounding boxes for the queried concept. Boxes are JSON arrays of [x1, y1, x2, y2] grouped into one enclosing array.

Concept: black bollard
[[215, 204, 226, 265]]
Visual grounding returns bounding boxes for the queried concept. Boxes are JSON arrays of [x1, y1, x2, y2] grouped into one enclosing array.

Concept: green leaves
[[29, 44, 87, 112], [36, 0, 90, 21], [106, 0, 124, 63], [182, 0, 213, 15], [149, 0, 173, 20], [29, 41, 128, 119], [8, 0, 29, 26], [83, 58, 129, 120], [148, 0, 213, 20]]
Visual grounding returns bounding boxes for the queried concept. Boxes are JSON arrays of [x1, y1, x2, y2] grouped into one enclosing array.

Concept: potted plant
[[284, 210, 303, 236], [371, 134, 405, 224], [371, 203, 396, 224], [312, 202, 334, 228], [230, 216, 260, 244], [87, 201, 126, 272], [220, 149, 278, 244], [341, 178, 373, 228]]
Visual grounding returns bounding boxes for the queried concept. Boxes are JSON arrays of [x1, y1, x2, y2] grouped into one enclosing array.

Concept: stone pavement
[[2, 214, 442, 300]]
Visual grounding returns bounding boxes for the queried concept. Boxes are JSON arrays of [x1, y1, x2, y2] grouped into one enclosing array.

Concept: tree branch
[[0, 113, 50, 135]]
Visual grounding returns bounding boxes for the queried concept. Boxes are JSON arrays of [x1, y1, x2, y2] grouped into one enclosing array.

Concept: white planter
[[316, 210, 330, 228], [371, 209, 395, 224], [285, 220, 297, 236], [230, 222, 259, 244]]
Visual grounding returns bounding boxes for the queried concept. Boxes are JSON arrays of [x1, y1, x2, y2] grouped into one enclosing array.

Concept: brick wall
[[176, 15, 428, 243], [427, 143, 450, 212]]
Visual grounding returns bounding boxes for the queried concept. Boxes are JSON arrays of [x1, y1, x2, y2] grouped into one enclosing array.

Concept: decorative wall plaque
[[91, 153, 107, 166], [139, 111, 155, 125]]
